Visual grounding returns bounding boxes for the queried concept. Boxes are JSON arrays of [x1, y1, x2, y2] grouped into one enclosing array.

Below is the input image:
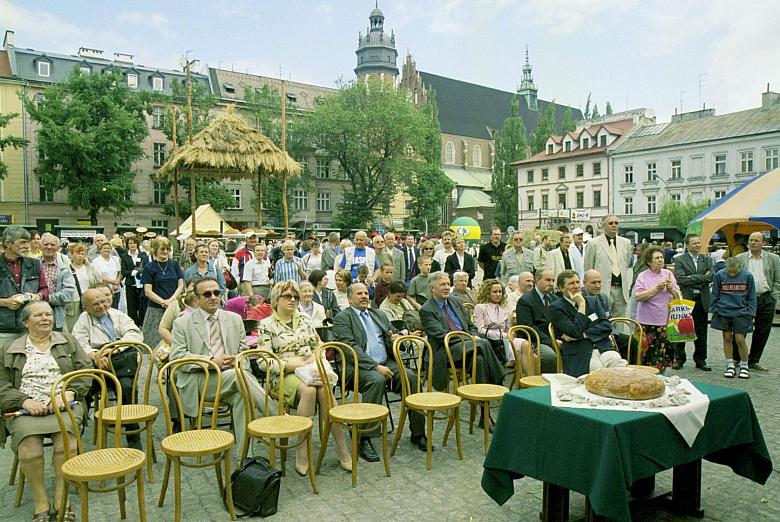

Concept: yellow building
[[0, 47, 26, 224]]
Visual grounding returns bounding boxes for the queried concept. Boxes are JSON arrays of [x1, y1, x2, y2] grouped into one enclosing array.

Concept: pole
[[280, 79, 289, 236], [185, 58, 196, 238], [170, 106, 181, 234]]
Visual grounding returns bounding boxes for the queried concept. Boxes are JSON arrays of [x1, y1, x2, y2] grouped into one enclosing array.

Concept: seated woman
[[472, 279, 526, 366], [0, 301, 91, 522], [257, 281, 352, 476], [298, 282, 327, 328], [333, 269, 352, 311]]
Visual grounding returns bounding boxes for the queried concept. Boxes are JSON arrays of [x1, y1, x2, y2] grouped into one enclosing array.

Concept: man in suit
[[515, 268, 560, 373], [545, 234, 573, 278], [401, 234, 419, 284], [333, 283, 426, 458], [582, 270, 632, 360], [584, 215, 633, 319], [672, 234, 714, 371], [444, 236, 477, 287], [383, 232, 407, 284], [170, 277, 272, 454], [420, 271, 506, 424], [550, 270, 627, 377], [735, 232, 780, 370]]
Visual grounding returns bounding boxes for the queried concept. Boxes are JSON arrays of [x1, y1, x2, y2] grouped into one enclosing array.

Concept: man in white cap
[[569, 227, 586, 280]]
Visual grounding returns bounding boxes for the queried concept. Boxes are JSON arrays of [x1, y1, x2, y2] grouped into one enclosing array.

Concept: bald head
[[517, 271, 534, 293], [82, 288, 110, 318], [583, 269, 602, 296]]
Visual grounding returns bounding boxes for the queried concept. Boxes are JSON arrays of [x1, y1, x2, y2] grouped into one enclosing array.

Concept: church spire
[[518, 44, 538, 111], [355, 3, 399, 81]]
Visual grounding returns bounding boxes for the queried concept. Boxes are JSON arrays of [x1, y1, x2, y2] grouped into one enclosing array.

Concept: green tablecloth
[[481, 381, 772, 521]]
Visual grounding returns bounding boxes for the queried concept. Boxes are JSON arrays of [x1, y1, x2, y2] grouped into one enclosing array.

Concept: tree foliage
[[0, 112, 28, 180], [659, 198, 710, 231], [23, 67, 148, 225], [605, 101, 613, 115], [591, 103, 600, 119], [561, 106, 576, 133], [531, 103, 557, 154], [492, 95, 528, 229], [302, 77, 444, 229], [583, 92, 592, 120]]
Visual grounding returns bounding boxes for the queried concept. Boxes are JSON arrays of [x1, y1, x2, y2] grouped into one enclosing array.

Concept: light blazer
[[583, 234, 633, 303], [544, 247, 571, 278], [736, 250, 780, 301], [419, 296, 476, 391], [673, 252, 714, 309], [391, 248, 407, 284], [72, 308, 143, 354], [47, 259, 79, 330], [569, 243, 586, 281], [332, 307, 394, 375]]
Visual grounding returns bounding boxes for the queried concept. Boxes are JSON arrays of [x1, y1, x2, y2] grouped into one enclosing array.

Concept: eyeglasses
[[280, 293, 299, 301], [199, 290, 222, 298]]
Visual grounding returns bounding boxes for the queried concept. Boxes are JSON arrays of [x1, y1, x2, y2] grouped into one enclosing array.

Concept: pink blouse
[[634, 268, 679, 326], [472, 303, 511, 339]]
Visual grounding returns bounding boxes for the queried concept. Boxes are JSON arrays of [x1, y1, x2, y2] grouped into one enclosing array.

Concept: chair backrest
[[234, 349, 285, 423], [547, 323, 563, 373], [392, 335, 434, 398], [443, 331, 477, 393], [96, 341, 155, 405], [609, 317, 645, 365], [52, 368, 122, 460], [508, 325, 542, 381], [463, 302, 475, 321], [316, 342, 359, 410], [157, 357, 223, 435]]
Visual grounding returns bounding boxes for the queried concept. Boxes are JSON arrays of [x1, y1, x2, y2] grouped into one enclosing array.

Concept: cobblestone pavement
[[2, 323, 778, 522]]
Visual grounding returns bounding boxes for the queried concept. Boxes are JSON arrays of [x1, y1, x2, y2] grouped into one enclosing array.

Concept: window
[[527, 194, 534, 211], [152, 77, 164, 92], [592, 161, 601, 176], [527, 170, 534, 184], [558, 193, 566, 209], [444, 141, 455, 163], [227, 189, 241, 209], [671, 193, 681, 202], [624, 164, 634, 184], [316, 192, 331, 212], [599, 134, 607, 147], [127, 73, 138, 89], [39, 182, 54, 202], [558, 166, 565, 180], [647, 195, 657, 214], [582, 137, 590, 148], [316, 157, 330, 178], [765, 148, 779, 170], [152, 106, 164, 129], [79, 66, 90, 75], [593, 190, 602, 207], [541, 168, 549, 182], [646, 162, 657, 181], [740, 150, 754, 173], [541, 194, 549, 210], [670, 159, 682, 180], [547, 144, 554, 155], [153, 143, 166, 167], [296, 156, 308, 174], [151, 219, 168, 229], [714, 154, 727, 176], [294, 190, 308, 211], [576, 191, 584, 208], [472, 145, 482, 167], [35, 93, 46, 106], [715, 190, 727, 200], [564, 141, 571, 152], [37, 61, 50, 77], [624, 196, 633, 215], [152, 182, 168, 205], [576, 164, 584, 177]]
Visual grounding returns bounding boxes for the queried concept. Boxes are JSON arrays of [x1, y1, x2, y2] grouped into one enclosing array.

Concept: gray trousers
[[538, 344, 559, 373]]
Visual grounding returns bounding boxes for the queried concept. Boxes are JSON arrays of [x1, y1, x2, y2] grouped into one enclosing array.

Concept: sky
[[3, 0, 779, 123]]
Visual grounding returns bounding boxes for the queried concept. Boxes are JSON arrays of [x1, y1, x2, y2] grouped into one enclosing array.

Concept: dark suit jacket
[[515, 289, 558, 346], [419, 296, 477, 390], [313, 287, 340, 318], [673, 252, 714, 309], [549, 295, 614, 377], [444, 252, 476, 287], [332, 307, 393, 375], [402, 246, 420, 280], [120, 251, 149, 288]]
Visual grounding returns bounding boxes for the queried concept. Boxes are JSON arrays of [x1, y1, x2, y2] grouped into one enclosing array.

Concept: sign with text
[[570, 209, 591, 222], [0, 215, 13, 224]]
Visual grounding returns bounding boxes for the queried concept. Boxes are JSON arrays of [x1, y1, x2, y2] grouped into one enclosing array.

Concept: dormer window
[[79, 66, 90, 75], [564, 141, 571, 152], [582, 137, 590, 148], [37, 61, 50, 77], [127, 73, 139, 89], [599, 135, 607, 147], [286, 93, 297, 102], [223, 83, 235, 94], [547, 144, 554, 155], [152, 77, 163, 91]]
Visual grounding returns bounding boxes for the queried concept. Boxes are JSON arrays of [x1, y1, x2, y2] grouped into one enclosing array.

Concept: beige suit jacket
[[544, 248, 567, 278], [583, 234, 633, 302]]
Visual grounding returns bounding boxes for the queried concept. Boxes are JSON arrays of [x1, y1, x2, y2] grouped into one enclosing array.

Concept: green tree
[[23, 67, 148, 225], [492, 95, 528, 229], [583, 92, 592, 120], [302, 77, 441, 229], [0, 112, 28, 180], [659, 198, 710, 231], [561, 106, 576, 133], [531, 103, 557, 154], [591, 103, 600, 119], [605, 101, 613, 115]]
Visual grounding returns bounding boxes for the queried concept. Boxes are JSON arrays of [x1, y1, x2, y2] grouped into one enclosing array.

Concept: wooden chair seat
[[405, 391, 461, 411], [161, 429, 235, 458], [520, 375, 550, 388], [456, 383, 508, 402], [246, 415, 312, 438], [62, 448, 145, 482], [328, 403, 389, 424], [627, 364, 660, 374], [95, 404, 158, 423]]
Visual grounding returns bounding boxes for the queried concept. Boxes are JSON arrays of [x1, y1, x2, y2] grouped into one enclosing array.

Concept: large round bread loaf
[[584, 367, 665, 400]]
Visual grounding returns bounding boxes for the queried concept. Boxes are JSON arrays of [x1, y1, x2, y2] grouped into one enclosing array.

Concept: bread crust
[[584, 367, 665, 400]]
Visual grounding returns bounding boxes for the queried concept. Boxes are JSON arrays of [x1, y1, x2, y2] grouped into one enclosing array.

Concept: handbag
[[226, 456, 282, 518], [223, 268, 238, 290]]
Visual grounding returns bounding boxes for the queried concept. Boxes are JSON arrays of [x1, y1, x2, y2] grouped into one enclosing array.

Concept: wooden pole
[[186, 59, 196, 239], [280, 79, 289, 236], [170, 106, 181, 234]]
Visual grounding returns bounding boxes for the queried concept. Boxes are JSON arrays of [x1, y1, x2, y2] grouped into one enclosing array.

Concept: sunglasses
[[280, 293, 299, 301], [199, 290, 222, 298]]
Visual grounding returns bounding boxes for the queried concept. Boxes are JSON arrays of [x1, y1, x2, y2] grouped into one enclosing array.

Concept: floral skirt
[[641, 324, 674, 370]]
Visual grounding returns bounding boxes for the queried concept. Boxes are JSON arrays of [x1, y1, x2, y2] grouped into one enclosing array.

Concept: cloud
[[521, 0, 632, 34], [393, 0, 515, 35], [315, 3, 334, 23], [1, 0, 86, 51], [116, 11, 171, 33]]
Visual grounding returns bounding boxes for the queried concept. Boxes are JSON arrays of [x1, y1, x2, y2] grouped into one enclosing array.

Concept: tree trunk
[[190, 174, 197, 238], [282, 175, 289, 236], [90, 207, 98, 227], [256, 172, 263, 228]]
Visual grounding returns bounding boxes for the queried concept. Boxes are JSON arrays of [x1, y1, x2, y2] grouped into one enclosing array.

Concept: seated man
[[170, 277, 273, 454], [549, 270, 627, 377], [333, 283, 426, 458], [72, 287, 144, 449], [515, 268, 561, 374], [582, 269, 633, 359]]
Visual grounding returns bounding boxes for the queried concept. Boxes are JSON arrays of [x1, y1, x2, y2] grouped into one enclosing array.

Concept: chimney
[[78, 47, 104, 59], [762, 84, 780, 109], [113, 52, 134, 64], [3, 30, 14, 49]]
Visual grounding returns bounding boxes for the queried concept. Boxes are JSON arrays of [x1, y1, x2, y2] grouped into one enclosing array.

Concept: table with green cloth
[[481, 381, 772, 521]]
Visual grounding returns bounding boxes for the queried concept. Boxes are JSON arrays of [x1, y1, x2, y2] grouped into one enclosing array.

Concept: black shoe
[[477, 416, 495, 433], [695, 361, 712, 371], [410, 435, 433, 452], [749, 363, 769, 372], [358, 438, 380, 462], [127, 439, 143, 451], [672, 361, 685, 370]]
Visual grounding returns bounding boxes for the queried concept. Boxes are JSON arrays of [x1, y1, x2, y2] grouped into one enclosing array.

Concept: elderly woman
[[92, 241, 122, 309], [635, 246, 682, 371], [0, 301, 91, 522], [178, 237, 198, 272], [257, 281, 351, 475], [451, 271, 476, 305], [141, 237, 184, 349], [298, 282, 326, 328], [333, 269, 352, 311], [472, 279, 525, 365]]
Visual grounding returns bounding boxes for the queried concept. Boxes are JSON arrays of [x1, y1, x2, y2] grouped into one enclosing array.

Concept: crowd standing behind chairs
[[0, 221, 776, 519]]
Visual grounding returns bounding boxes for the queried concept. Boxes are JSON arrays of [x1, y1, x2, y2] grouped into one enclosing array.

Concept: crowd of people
[[0, 216, 777, 519]]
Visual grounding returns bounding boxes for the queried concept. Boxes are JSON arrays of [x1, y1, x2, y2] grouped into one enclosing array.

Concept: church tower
[[354, 4, 399, 82], [517, 45, 538, 111]]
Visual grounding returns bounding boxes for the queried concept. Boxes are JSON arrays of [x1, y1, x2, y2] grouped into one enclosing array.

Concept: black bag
[[226, 456, 282, 518]]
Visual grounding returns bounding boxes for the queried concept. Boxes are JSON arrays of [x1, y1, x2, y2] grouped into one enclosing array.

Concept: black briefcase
[[226, 456, 282, 518]]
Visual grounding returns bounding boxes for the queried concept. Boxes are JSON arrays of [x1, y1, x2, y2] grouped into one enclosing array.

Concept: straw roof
[[157, 105, 301, 180]]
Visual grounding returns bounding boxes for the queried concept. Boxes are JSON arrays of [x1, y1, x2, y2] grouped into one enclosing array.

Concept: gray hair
[[508, 275, 520, 286], [452, 271, 469, 282], [428, 271, 451, 289], [40, 232, 59, 245], [328, 231, 340, 243], [346, 282, 368, 298], [20, 300, 53, 324], [2, 225, 31, 244]]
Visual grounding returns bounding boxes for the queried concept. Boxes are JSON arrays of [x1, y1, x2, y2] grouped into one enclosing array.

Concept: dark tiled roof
[[418, 71, 582, 140]]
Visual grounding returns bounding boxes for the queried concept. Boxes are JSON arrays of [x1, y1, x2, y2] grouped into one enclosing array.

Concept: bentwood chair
[[157, 358, 237, 522], [234, 349, 318, 493], [390, 336, 463, 470], [95, 341, 159, 482], [547, 324, 566, 373], [442, 331, 509, 454], [52, 369, 147, 522], [610, 317, 660, 374], [315, 342, 391, 488], [509, 325, 550, 389], [463, 302, 475, 321]]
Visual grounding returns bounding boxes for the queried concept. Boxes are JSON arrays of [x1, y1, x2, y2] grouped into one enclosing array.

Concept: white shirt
[[748, 254, 770, 294], [434, 247, 454, 267], [92, 255, 121, 291], [242, 257, 271, 285]]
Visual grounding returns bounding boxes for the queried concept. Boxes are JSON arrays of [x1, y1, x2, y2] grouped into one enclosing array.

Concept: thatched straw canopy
[[157, 105, 301, 180]]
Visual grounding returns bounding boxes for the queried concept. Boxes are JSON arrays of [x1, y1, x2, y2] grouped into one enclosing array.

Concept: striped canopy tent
[[687, 168, 780, 247]]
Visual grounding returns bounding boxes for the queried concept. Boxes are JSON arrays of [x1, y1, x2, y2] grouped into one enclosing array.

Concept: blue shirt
[[96, 314, 116, 342], [435, 298, 463, 331], [274, 257, 302, 283], [340, 247, 380, 279], [352, 306, 387, 364], [141, 259, 184, 308]]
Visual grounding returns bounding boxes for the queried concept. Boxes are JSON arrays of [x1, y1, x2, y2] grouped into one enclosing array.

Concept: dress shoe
[[749, 363, 769, 372], [127, 439, 143, 451], [672, 361, 685, 370], [410, 435, 433, 452], [694, 361, 712, 371], [358, 438, 380, 462]]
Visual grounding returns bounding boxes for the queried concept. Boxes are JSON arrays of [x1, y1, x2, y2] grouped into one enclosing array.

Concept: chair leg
[[426, 411, 434, 470], [280, 437, 288, 476], [315, 419, 332, 475], [58, 479, 69, 522], [14, 468, 24, 507], [158, 457, 171, 507], [390, 405, 408, 456], [454, 407, 464, 460], [214, 460, 224, 498], [442, 411, 455, 447], [117, 475, 127, 519], [173, 457, 182, 522], [9, 453, 17, 485], [306, 433, 318, 494], [381, 417, 391, 478], [268, 439, 276, 468], [469, 401, 477, 434], [80, 482, 90, 522], [482, 401, 489, 455], [383, 388, 395, 434], [223, 451, 237, 521], [136, 470, 147, 522], [350, 424, 358, 488], [145, 421, 155, 482]]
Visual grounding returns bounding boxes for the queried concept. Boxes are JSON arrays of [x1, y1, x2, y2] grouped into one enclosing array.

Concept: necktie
[[691, 254, 698, 271], [442, 301, 460, 331], [544, 295, 551, 308], [408, 248, 414, 271], [208, 314, 225, 359], [359, 310, 386, 363], [608, 237, 620, 277]]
